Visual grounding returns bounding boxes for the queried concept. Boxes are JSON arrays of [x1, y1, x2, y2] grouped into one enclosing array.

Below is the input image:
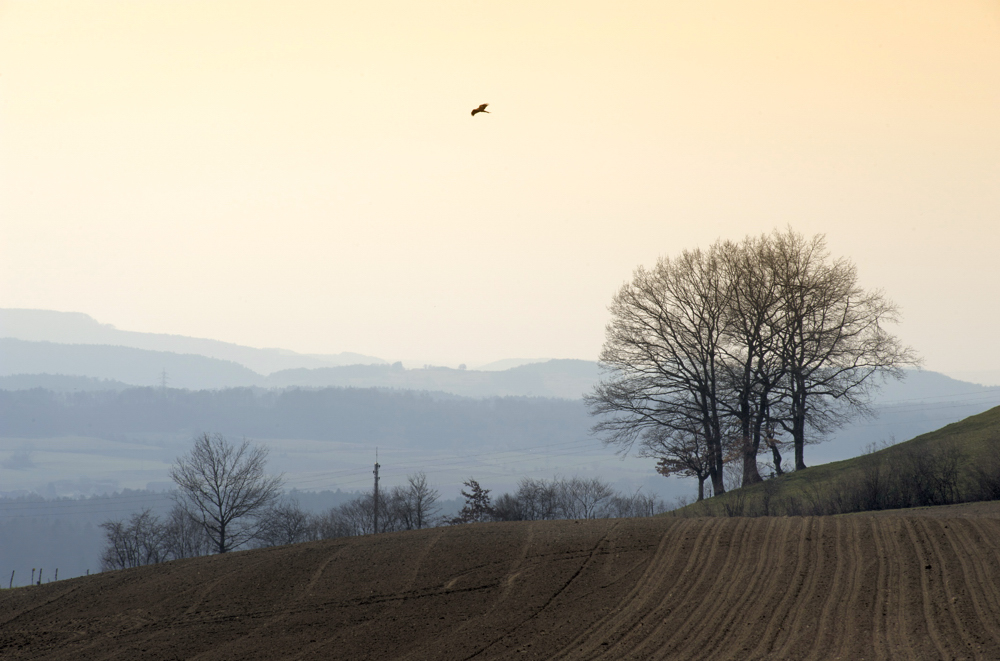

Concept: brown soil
[[4, 506, 1000, 660]]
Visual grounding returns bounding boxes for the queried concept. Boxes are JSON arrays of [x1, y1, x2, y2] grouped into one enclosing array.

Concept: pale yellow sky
[[1, 1, 999, 370]]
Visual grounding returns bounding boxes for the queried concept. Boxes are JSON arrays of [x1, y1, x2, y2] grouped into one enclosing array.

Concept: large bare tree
[[716, 236, 786, 485], [586, 247, 732, 496], [99, 509, 167, 571], [768, 230, 918, 469], [590, 229, 917, 494], [170, 433, 284, 553]]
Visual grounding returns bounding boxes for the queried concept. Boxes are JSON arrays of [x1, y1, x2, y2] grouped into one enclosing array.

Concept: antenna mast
[[373, 448, 380, 534]]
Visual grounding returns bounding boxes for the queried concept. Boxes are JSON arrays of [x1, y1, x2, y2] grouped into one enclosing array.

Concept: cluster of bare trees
[[100, 506, 212, 571], [312, 473, 442, 537], [588, 229, 917, 499], [102, 433, 282, 570], [100, 433, 445, 569], [456, 476, 668, 523], [100, 434, 670, 572]]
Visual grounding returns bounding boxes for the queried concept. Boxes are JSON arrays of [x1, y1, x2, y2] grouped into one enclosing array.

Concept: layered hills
[[0, 309, 384, 374], [0, 337, 597, 399]]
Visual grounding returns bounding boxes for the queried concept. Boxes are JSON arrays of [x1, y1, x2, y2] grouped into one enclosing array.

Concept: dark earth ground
[[5, 504, 1000, 660]]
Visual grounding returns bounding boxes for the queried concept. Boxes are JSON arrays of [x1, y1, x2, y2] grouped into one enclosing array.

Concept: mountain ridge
[[0, 308, 385, 374], [0, 338, 598, 398]]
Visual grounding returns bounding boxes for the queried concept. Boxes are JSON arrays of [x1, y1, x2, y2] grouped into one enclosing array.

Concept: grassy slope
[[675, 405, 1000, 517]]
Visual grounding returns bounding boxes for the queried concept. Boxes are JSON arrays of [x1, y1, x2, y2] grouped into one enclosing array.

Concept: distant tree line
[[0, 386, 589, 452], [588, 229, 917, 499]]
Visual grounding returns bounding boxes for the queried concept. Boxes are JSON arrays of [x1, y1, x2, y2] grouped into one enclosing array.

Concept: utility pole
[[372, 448, 380, 534], [160, 369, 169, 392]]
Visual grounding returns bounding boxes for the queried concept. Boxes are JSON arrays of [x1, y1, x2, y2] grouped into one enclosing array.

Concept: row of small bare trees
[[99, 432, 447, 570], [100, 471, 442, 570], [312, 473, 442, 537], [454, 477, 668, 523], [102, 432, 280, 570], [100, 433, 669, 572], [100, 507, 213, 570], [588, 228, 918, 499]]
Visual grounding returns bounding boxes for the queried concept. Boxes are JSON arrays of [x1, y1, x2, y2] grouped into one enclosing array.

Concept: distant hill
[[0, 309, 385, 374], [0, 338, 260, 390], [0, 338, 598, 398], [472, 358, 550, 371], [262, 359, 599, 399], [2, 332, 997, 412], [0, 374, 132, 392]]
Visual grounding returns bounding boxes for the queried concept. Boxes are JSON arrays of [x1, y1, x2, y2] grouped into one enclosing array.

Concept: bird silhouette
[[471, 103, 489, 117]]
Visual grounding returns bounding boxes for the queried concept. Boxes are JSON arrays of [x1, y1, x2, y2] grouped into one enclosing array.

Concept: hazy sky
[[2, 1, 998, 373]]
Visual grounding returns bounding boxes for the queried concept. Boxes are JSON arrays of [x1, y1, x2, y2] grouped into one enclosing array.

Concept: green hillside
[[674, 405, 1000, 517]]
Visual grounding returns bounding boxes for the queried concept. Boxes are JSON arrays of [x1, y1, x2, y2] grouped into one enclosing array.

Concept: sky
[[2, 1, 999, 376]]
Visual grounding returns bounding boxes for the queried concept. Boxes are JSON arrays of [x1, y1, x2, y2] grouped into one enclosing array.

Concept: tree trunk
[[743, 439, 762, 487], [793, 402, 807, 470], [791, 373, 808, 470], [709, 463, 725, 496], [742, 438, 762, 487], [770, 442, 783, 476], [708, 432, 726, 496], [739, 379, 762, 486], [697, 476, 706, 501]]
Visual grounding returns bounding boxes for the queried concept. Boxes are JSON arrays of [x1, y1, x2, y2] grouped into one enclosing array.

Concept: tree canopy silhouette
[[588, 229, 917, 493]]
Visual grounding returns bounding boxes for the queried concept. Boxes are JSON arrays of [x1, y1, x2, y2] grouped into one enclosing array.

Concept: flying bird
[[471, 103, 489, 117]]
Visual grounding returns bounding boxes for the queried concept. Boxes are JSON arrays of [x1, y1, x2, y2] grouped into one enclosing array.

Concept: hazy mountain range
[[0, 309, 386, 374], [0, 310, 589, 398]]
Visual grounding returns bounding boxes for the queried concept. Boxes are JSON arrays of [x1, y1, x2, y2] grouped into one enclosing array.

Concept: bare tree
[[768, 230, 918, 469], [516, 477, 562, 520], [162, 504, 212, 560], [397, 472, 440, 530], [558, 477, 615, 519], [169, 433, 284, 553], [315, 477, 440, 539], [492, 478, 563, 522], [716, 235, 786, 486], [590, 230, 917, 488], [587, 247, 732, 496], [378, 487, 408, 533], [605, 489, 668, 518], [317, 497, 373, 538], [254, 499, 317, 548], [648, 427, 714, 501], [100, 509, 166, 571]]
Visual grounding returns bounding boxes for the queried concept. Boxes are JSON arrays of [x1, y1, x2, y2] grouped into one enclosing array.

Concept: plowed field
[[4, 507, 1000, 659]]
